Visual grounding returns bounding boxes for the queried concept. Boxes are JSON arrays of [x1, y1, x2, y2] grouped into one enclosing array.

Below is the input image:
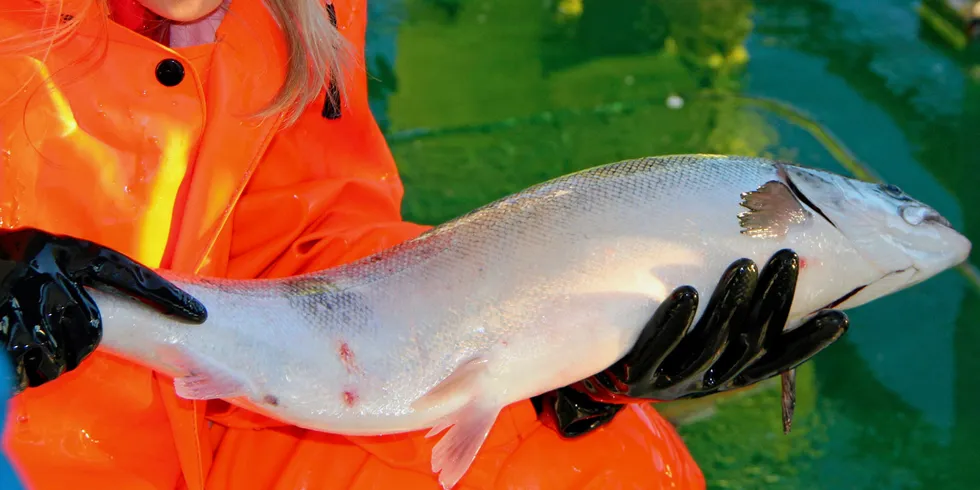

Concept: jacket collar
[[163, 0, 286, 276]]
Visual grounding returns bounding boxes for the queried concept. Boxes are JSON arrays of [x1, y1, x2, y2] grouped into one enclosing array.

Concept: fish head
[[777, 163, 972, 308]]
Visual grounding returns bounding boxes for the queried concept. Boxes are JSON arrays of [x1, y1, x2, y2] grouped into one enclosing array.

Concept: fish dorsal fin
[[738, 180, 812, 239]]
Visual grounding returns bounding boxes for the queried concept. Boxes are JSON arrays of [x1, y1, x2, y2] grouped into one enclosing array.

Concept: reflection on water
[[365, 0, 980, 488]]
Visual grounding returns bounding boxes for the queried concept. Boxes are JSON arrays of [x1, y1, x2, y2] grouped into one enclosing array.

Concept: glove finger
[[0, 228, 51, 262], [1, 299, 41, 392], [50, 272, 103, 370], [613, 286, 698, 388], [0, 230, 51, 293], [5, 278, 69, 387], [654, 259, 758, 393], [734, 310, 848, 388], [20, 345, 64, 388], [705, 249, 799, 388], [74, 247, 207, 323], [755, 249, 800, 352]]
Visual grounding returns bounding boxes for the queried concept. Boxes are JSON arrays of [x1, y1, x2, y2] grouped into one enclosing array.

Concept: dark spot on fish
[[263, 394, 280, 406], [287, 288, 375, 337], [343, 390, 358, 407]]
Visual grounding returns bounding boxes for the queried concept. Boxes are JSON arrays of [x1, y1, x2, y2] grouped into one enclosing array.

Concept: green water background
[[363, 1, 980, 488]]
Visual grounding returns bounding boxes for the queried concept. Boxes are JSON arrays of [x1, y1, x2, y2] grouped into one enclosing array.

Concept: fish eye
[[880, 183, 904, 198]]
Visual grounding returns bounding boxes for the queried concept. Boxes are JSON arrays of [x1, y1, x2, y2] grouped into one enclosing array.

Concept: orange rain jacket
[[0, 1, 706, 488]]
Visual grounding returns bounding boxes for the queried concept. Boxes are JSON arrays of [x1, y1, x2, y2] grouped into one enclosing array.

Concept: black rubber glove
[[531, 249, 849, 437], [0, 227, 208, 394]]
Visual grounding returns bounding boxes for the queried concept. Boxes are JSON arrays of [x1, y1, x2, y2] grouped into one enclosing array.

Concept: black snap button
[[155, 59, 185, 87]]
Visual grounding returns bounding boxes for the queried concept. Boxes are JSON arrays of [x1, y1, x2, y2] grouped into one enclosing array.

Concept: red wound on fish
[[343, 390, 358, 407], [800, 257, 807, 270]]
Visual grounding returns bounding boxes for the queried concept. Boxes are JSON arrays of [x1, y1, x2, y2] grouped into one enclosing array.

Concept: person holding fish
[[0, 0, 853, 489]]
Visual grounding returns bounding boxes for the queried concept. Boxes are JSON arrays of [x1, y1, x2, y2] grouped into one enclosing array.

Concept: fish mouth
[[922, 211, 952, 229], [813, 265, 919, 313]]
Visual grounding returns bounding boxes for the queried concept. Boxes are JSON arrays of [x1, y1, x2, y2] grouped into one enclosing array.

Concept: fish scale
[[85, 154, 971, 489]]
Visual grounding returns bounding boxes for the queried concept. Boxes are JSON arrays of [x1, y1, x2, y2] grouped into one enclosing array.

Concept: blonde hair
[[1, 0, 351, 126], [258, 0, 351, 124]]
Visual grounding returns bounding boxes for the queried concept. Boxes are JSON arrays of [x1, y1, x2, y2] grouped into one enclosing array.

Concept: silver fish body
[[87, 155, 971, 488]]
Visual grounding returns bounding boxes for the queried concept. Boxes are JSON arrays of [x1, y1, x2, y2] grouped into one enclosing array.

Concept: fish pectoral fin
[[157, 345, 254, 401], [428, 398, 503, 490], [411, 356, 500, 488], [411, 356, 489, 412], [738, 180, 813, 239]]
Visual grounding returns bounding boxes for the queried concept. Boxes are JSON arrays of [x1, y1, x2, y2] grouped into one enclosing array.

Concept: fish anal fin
[[412, 356, 488, 412], [157, 344, 253, 401], [430, 399, 502, 490], [738, 180, 812, 239]]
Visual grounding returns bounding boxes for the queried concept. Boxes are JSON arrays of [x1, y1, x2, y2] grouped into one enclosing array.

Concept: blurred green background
[[364, 0, 980, 488]]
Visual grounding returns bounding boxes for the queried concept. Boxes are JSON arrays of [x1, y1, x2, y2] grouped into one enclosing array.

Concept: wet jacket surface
[[0, 0, 705, 488]]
